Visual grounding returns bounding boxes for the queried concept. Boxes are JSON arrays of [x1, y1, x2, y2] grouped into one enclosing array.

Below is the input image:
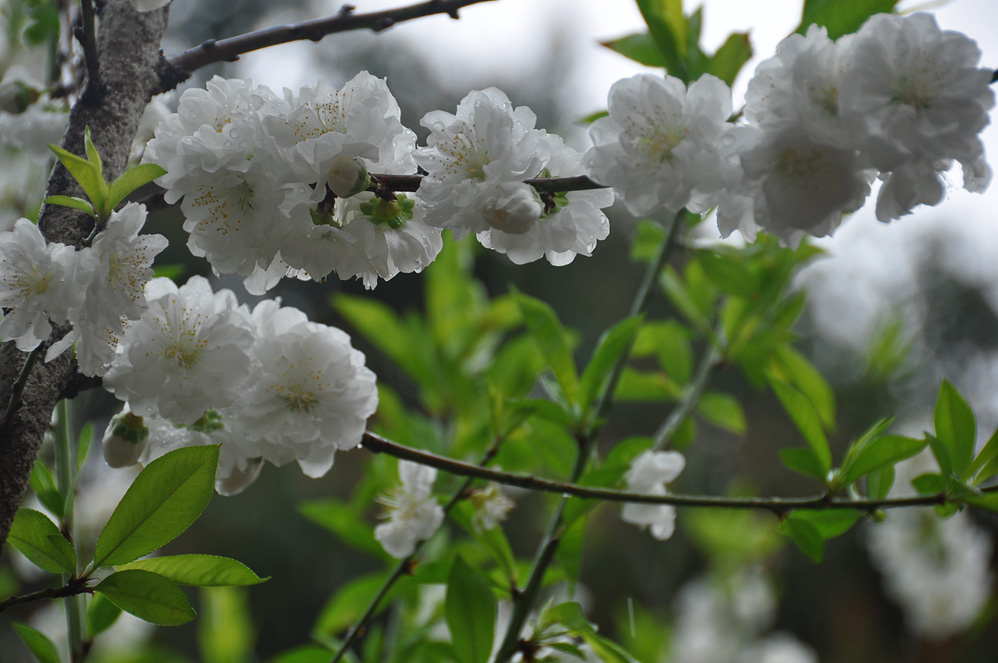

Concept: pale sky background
[[220, 0, 998, 424]]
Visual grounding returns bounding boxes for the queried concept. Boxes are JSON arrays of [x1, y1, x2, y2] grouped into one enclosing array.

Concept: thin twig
[[0, 578, 92, 613], [653, 329, 721, 450], [78, 0, 100, 94], [164, 0, 498, 85], [360, 430, 994, 515]]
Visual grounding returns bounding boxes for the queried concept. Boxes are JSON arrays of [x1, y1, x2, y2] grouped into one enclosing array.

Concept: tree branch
[[360, 431, 993, 515], [0, 577, 92, 613], [161, 0, 498, 89], [0, 0, 172, 557]]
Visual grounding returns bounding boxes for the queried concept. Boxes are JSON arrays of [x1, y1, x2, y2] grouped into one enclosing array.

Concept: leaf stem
[[0, 577, 92, 613], [652, 329, 721, 450]]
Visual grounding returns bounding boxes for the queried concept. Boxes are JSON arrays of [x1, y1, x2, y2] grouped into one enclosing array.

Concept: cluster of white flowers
[[587, 13, 993, 246], [865, 454, 994, 640], [374, 460, 445, 558], [620, 449, 685, 540], [100, 278, 379, 493], [671, 569, 817, 663], [0, 203, 167, 376]]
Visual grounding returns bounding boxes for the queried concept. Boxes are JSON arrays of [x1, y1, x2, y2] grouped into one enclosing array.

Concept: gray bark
[[0, 0, 170, 554]]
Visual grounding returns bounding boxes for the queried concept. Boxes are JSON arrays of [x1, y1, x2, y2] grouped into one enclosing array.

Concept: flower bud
[[102, 409, 149, 468], [480, 182, 542, 234], [325, 155, 370, 199], [0, 66, 42, 114]]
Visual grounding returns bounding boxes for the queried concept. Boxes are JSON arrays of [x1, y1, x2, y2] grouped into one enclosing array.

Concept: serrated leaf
[[108, 163, 168, 210], [93, 445, 218, 568], [601, 32, 667, 67], [934, 380, 976, 476], [771, 380, 831, 475], [446, 556, 496, 663], [580, 316, 642, 416], [96, 570, 196, 626], [8, 508, 77, 574], [797, 0, 898, 40], [12, 622, 61, 663], [514, 291, 579, 407], [88, 592, 123, 638], [840, 435, 927, 486], [705, 32, 752, 86], [696, 391, 746, 434], [44, 195, 95, 216], [779, 518, 824, 562], [779, 448, 827, 481], [117, 554, 266, 587]]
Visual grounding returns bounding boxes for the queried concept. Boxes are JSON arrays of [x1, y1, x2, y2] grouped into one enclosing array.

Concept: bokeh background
[[3, 0, 998, 661]]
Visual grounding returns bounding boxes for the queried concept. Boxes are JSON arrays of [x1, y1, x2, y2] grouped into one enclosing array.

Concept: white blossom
[[231, 300, 378, 478], [0, 218, 80, 351], [415, 88, 549, 240], [375, 460, 444, 558], [620, 449, 685, 540], [585, 73, 732, 216], [103, 276, 254, 424], [471, 482, 515, 531], [478, 135, 612, 265]]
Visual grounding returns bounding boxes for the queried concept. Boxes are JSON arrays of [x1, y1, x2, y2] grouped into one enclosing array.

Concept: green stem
[[53, 400, 84, 662], [329, 439, 504, 663], [652, 331, 721, 450], [494, 211, 686, 662]]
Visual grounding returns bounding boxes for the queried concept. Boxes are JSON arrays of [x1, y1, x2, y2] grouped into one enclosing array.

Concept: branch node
[[338, 4, 356, 15], [374, 17, 396, 32]]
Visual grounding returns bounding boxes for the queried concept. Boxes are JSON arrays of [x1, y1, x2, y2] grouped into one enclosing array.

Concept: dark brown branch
[[0, 577, 92, 613], [369, 173, 605, 194], [77, 0, 101, 95], [360, 431, 992, 516], [162, 0, 498, 89]]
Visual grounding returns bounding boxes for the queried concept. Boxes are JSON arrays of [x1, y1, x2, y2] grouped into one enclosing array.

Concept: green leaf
[[96, 569, 196, 626], [299, 499, 387, 559], [581, 631, 642, 663], [911, 473, 946, 495], [968, 426, 998, 483], [77, 422, 94, 475], [797, 0, 898, 40], [779, 518, 824, 562], [152, 263, 187, 281], [696, 250, 759, 298], [867, 466, 895, 501], [84, 127, 103, 177], [633, 321, 693, 384], [779, 448, 827, 482], [44, 195, 95, 217], [446, 556, 496, 663], [93, 445, 219, 568], [839, 435, 928, 486], [89, 592, 123, 638], [199, 587, 254, 663], [771, 379, 831, 475], [514, 291, 579, 407], [790, 510, 861, 539], [49, 142, 108, 215], [28, 459, 64, 519], [696, 391, 746, 434], [600, 32, 667, 67], [12, 622, 61, 663], [705, 32, 753, 86], [579, 316, 642, 416], [659, 267, 710, 331], [615, 367, 682, 402], [108, 163, 168, 210], [449, 501, 517, 586], [556, 517, 585, 591], [314, 571, 391, 636], [771, 346, 836, 429], [579, 109, 609, 124], [117, 554, 266, 587], [964, 492, 998, 512], [636, 0, 687, 79], [270, 645, 335, 663], [934, 380, 976, 476], [630, 219, 666, 263], [8, 508, 76, 574]]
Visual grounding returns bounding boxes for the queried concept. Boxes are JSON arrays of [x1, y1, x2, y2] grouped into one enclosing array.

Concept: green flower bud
[[102, 410, 149, 468], [325, 155, 370, 199]]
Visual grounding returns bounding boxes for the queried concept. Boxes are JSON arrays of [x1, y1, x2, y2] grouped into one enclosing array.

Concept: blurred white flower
[[471, 482, 515, 531], [375, 460, 444, 558], [620, 449, 685, 540]]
